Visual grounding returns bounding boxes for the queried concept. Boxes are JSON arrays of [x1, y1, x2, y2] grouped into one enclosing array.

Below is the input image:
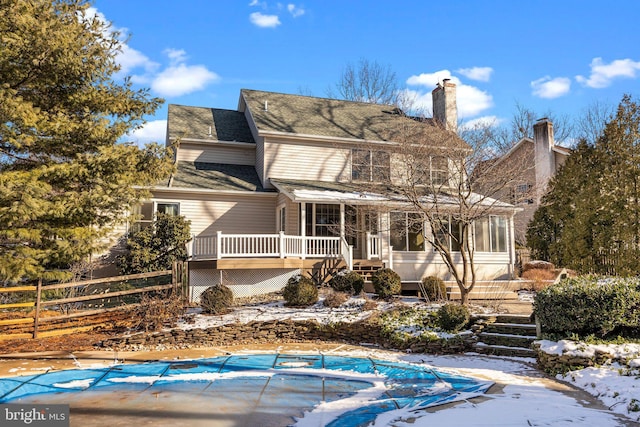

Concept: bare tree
[[354, 111, 529, 305], [574, 100, 615, 144], [327, 58, 400, 105]]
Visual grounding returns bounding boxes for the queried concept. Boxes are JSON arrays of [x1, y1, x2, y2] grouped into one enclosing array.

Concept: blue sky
[[91, 0, 640, 145]]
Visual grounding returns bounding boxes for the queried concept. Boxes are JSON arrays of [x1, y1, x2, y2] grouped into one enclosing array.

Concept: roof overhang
[[270, 179, 521, 213]]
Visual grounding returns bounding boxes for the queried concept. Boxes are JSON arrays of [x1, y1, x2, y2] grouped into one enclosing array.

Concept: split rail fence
[[0, 263, 187, 341]]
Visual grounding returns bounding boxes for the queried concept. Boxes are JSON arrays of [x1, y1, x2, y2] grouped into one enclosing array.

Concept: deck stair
[[352, 260, 384, 282], [473, 314, 538, 358]]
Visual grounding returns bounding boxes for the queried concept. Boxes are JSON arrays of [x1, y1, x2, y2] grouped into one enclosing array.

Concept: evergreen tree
[[0, 0, 173, 283], [118, 214, 191, 274], [527, 95, 640, 275]]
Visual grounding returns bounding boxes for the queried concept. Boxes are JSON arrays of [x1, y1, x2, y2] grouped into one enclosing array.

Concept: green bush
[[421, 276, 447, 301], [534, 276, 640, 339], [437, 303, 470, 332], [283, 275, 318, 306], [371, 268, 401, 299], [200, 284, 234, 314], [328, 270, 365, 295]]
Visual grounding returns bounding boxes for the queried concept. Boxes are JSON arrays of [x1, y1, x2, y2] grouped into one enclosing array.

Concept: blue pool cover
[[0, 354, 493, 426]]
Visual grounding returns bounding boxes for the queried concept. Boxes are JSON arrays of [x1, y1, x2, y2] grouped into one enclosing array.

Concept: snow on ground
[[170, 296, 640, 425]]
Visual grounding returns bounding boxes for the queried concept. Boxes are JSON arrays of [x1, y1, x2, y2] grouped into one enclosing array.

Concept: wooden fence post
[[33, 279, 42, 339]]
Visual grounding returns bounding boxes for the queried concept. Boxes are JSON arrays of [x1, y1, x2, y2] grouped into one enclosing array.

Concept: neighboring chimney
[[432, 79, 457, 132], [533, 118, 555, 201]]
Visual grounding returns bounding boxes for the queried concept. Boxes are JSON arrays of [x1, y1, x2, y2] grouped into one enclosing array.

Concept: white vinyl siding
[[264, 139, 350, 182], [152, 191, 277, 236], [176, 142, 255, 165]]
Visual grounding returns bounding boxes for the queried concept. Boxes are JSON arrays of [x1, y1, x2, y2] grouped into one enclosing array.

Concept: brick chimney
[[533, 118, 555, 201], [432, 79, 457, 132]]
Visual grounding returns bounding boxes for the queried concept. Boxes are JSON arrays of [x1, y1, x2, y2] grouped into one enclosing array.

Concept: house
[[140, 83, 520, 300], [489, 119, 570, 245]]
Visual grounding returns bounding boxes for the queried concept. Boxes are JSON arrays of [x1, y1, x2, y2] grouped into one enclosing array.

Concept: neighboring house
[[490, 119, 570, 245], [139, 83, 520, 299]]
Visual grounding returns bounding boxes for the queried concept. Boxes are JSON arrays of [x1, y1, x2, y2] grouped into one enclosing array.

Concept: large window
[[352, 149, 390, 182], [390, 212, 425, 251], [474, 216, 507, 252], [305, 203, 340, 237], [434, 216, 462, 251]]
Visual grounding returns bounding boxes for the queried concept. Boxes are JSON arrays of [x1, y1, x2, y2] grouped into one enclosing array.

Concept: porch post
[[216, 230, 222, 260], [508, 214, 516, 278], [279, 231, 285, 258], [300, 204, 306, 259], [339, 203, 345, 239]]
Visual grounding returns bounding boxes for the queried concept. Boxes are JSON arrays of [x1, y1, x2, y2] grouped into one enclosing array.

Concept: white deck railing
[[189, 232, 345, 261]]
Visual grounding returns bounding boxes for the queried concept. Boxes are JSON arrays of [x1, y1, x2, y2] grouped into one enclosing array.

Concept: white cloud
[[250, 12, 281, 28], [405, 70, 493, 119], [149, 49, 219, 97], [248, 0, 260, 5], [531, 76, 571, 99], [576, 57, 640, 88], [457, 67, 493, 82], [460, 115, 503, 131], [287, 4, 305, 17], [127, 120, 167, 147]]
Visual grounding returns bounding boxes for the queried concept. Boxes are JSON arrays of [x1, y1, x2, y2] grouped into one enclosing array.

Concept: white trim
[[175, 138, 256, 148], [148, 186, 278, 198]]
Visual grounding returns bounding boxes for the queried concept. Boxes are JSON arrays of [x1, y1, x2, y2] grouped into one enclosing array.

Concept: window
[[157, 202, 180, 216], [430, 156, 449, 186], [132, 202, 179, 233], [434, 216, 461, 251], [390, 212, 425, 251], [306, 203, 340, 237], [511, 183, 534, 205], [474, 216, 507, 252], [352, 149, 390, 182]]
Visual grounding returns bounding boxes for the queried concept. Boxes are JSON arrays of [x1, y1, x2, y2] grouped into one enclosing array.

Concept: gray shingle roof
[[241, 89, 467, 148], [167, 105, 255, 143], [171, 162, 269, 192]]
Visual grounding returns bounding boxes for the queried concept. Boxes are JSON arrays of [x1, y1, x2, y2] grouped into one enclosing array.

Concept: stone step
[[477, 332, 536, 348], [493, 314, 534, 324], [484, 322, 537, 336], [474, 342, 537, 358], [447, 286, 520, 300]]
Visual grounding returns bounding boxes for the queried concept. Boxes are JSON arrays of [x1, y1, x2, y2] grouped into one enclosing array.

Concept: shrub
[[521, 268, 557, 291], [523, 260, 554, 272], [283, 275, 318, 306], [323, 290, 348, 308], [135, 291, 186, 332], [371, 268, 401, 299], [328, 270, 365, 295], [437, 303, 470, 332], [200, 284, 234, 314], [421, 276, 447, 301], [534, 276, 640, 339]]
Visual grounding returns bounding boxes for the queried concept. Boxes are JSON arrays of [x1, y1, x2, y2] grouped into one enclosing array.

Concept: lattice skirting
[[189, 268, 301, 302]]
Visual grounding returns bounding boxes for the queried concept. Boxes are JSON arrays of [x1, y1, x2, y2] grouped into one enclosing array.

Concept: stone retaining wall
[[101, 319, 476, 354], [534, 343, 624, 375]]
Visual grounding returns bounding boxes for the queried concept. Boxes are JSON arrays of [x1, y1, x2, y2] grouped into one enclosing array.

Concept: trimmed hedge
[[437, 303, 470, 332], [371, 268, 401, 299], [534, 276, 640, 339], [421, 276, 447, 301], [283, 275, 318, 307], [328, 270, 365, 295]]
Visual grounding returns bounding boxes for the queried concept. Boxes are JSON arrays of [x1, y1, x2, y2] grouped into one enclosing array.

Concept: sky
[[90, 0, 640, 146]]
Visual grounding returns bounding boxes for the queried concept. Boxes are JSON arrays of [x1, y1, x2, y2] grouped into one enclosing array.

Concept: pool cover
[[0, 354, 493, 426]]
